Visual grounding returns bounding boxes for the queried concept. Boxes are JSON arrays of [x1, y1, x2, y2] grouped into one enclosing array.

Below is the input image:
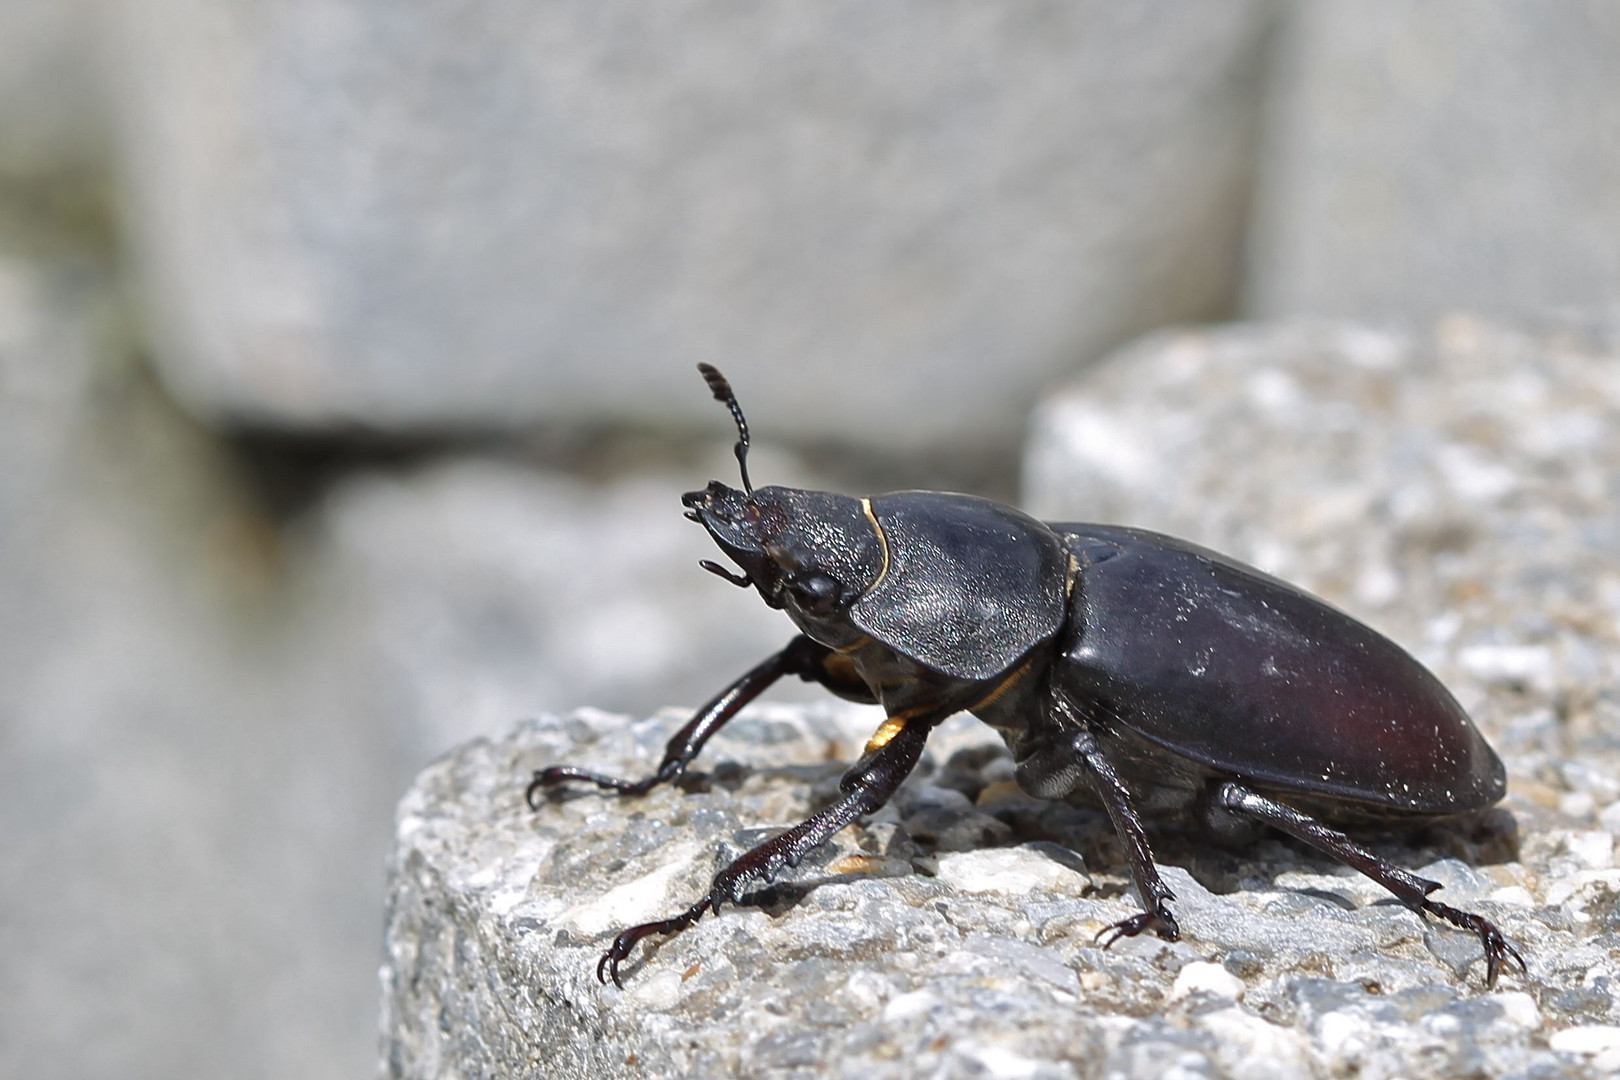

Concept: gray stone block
[[0, 254, 414, 1079], [1247, 2, 1620, 323], [383, 700, 1604, 1078], [109, 1, 1273, 450], [0, 0, 100, 177], [305, 452, 836, 756], [383, 316, 1620, 1077], [1023, 316, 1620, 681]]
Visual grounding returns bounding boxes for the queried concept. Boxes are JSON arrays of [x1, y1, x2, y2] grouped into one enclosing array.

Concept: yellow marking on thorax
[[860, 498, 890, 590], [1065, 553, 1079, 599], [864, 659, 1032, 754], [968, 657, 1035, 713], [820, 652, 863, 688], [833, 634, 872, 655]]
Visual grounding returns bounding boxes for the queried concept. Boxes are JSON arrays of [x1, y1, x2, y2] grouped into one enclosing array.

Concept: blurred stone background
[[1, 2, 1617, 1077]]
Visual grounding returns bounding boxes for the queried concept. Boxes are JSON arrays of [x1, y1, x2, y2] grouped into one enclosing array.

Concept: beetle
[[528, 363, 1523, 989]]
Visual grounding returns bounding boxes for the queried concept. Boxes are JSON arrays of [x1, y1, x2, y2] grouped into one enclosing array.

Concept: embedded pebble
[[558, 840, 705, 935], [1169, 961, 1246, 1002], [934, 847, 1090, 897], [1549, 1025, 1620, 1055], [1566, 831, 1616, 870]]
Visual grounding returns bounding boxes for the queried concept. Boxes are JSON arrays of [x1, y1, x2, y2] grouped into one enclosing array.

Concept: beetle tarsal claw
[[527, 764, 661, 802], [596, 897, 715, 987], [1419, 899, 1526, 986], [1095, 903, 1180, 948]]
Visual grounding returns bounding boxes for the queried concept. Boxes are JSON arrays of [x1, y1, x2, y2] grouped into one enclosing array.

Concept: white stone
[[968, 1044, 1043, 1080], [1561, 791, 1597, 820], [934, 846, 1088, 897], [1199, 1006, 1312, 1080], [1168, 961, 1245, 1002], [1487, 885, 1535, 908], [841, 969, 892, 1012], [1456, 644, 1556, 692], [626, 968, 685, 1011], [881, 989, 938, 1024], [1316, 1011, 1371, 1057], [1550, 1025, 1620, 1055], [1544, 868, 1620, 911], [1487, 992, 1542, 1031], [1568, 831, 1615, 870], [559, 841, 705, 935]]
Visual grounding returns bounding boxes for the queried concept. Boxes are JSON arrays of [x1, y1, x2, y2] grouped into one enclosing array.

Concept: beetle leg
[[595, 710, 938, 986], [1215, 782, 1527, 986], [1067, 726, 1181, 947], [1014, 700, 1181, 946], [527, 635, 861, 806]]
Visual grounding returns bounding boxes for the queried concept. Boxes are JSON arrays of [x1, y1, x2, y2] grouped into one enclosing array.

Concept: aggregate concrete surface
[[382, 319, 1620, 1078]]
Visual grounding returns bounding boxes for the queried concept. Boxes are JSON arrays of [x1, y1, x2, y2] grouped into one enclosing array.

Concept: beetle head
[[681, 367, 1068, 680], [682, 481, 882, 631]]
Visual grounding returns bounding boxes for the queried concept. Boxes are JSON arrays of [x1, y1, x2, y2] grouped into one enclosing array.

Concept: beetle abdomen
[[1053, 524, 1505, 815]]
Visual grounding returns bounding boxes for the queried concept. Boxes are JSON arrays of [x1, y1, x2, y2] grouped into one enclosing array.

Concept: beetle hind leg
[[1214, 782, 1526, 986]]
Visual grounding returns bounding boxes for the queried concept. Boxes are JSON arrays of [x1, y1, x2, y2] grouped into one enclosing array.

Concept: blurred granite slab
[[1024, 316, 1620, 772], [382, 318, 1620, 1077], [108, 0, 1271, 450], [0, 0, 99, 179], [0, 252, 413, 1080], [1248, 1, 1620, 322], [306, 452, 829, 755]]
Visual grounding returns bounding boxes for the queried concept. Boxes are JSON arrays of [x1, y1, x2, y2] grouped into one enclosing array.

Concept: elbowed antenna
[[697, 363, 753, 493]]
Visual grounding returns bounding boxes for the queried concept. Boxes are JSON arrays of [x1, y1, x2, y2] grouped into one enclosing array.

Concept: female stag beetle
[[529, 364, 1524, 988]]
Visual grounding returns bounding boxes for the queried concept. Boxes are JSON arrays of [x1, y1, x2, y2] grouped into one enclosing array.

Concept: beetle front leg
[[527, 635, 862, 806], [1214, 783, 1526, 986], [595, 711, 938, 986]]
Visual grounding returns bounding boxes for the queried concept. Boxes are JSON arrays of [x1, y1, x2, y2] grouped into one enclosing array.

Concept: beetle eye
[[792, 572, 840, 615]]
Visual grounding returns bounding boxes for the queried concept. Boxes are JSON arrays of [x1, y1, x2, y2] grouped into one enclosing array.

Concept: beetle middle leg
[[527, 634, 874, 806], [594, 711, 939, 986], [1016, 700, 1181, 947], [1212, 782, 1526, 986]]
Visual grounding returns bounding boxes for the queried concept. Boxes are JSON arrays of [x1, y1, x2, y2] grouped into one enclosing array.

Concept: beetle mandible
[[528, 364, 1523, 988]]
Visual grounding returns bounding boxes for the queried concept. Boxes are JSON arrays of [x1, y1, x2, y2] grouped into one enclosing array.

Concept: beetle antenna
[[697, 363, 753, 493]]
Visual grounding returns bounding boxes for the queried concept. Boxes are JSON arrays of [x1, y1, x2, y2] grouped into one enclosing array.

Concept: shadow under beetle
[[529, 364, 1524, 989]]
